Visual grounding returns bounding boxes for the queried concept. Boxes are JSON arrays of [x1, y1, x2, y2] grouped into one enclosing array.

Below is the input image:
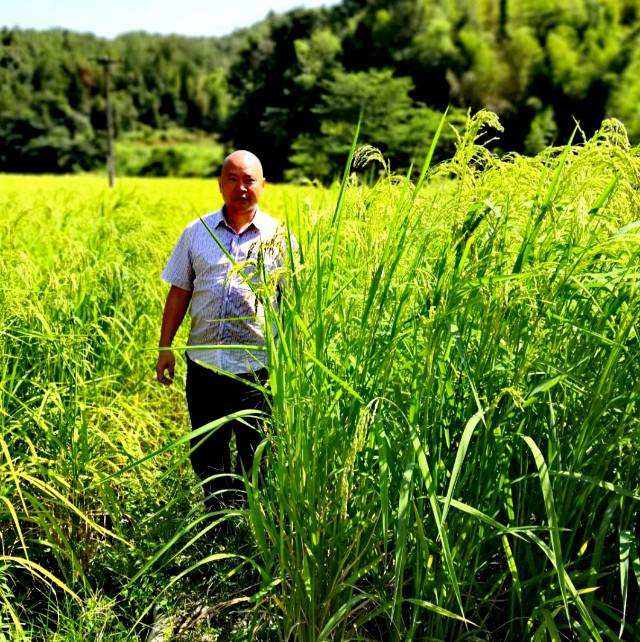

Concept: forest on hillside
[[2, 0, 640, 180]]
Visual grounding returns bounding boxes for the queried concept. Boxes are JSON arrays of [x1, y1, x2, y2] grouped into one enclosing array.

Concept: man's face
[[218, 155, 265, 212]]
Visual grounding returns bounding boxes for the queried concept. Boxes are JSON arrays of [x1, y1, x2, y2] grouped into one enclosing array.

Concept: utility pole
[[97, 56, 117, 187]]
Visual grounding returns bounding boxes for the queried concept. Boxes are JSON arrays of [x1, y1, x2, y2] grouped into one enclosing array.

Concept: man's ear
[[218, 175, 223, 192]]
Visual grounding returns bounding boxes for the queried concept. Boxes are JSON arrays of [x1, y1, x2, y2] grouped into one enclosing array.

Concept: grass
[[1, 111, 639, 640]]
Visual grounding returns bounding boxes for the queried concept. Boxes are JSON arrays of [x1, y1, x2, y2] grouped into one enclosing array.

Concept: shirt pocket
[[191, 246, 230, 286]]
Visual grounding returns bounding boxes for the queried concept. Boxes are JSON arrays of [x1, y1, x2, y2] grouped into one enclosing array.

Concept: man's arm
[[156, 285, 192, 386]]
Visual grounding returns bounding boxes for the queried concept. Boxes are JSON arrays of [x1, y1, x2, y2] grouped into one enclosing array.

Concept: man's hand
[[156, 349, 176, 386], [156, 285, 192, 386]]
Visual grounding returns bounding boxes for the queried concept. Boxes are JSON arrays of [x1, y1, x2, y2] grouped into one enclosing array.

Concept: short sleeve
[[161, 225, 194, 291]]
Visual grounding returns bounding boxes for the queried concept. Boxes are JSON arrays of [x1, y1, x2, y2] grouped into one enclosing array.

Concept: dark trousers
[[185, 355, 269, 513]]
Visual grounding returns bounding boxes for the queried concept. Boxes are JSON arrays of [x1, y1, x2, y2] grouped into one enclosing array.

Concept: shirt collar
[[214, 205, 266, 233]]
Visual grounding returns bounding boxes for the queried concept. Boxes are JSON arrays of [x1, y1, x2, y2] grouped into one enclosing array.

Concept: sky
[[1, 0, 341, 39]]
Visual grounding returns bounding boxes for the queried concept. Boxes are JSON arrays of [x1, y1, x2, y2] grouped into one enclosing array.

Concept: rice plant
[[1, 112, 639, 640]]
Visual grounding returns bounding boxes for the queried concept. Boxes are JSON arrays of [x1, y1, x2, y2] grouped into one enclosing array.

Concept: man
[[156, 150, 287, 514]]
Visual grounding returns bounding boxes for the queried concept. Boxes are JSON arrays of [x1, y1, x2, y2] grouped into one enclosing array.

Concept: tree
[[225, 9, 329, 180], [287, 68, 461, 181], [607, 34, 640, 139]]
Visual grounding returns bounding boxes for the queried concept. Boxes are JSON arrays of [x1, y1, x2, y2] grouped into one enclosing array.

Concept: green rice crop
[[1, 111, 639, 640]]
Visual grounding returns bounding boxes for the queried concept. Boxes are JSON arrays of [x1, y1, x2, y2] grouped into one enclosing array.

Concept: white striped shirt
[[161, 207, 287, 374]]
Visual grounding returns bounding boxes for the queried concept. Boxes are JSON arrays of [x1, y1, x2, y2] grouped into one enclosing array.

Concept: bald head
[[221, 150, 264, 180], [218, 149, 266, 214]]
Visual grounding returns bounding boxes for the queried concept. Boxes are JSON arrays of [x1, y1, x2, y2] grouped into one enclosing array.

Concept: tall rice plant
[[241, 113, 640, 640]]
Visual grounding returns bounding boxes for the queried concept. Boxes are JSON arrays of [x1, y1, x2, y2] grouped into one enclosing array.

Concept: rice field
[[1, 112, 639, 640]]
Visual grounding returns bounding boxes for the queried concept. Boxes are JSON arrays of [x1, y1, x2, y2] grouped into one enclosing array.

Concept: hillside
[[1, 0, 640, 179]]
